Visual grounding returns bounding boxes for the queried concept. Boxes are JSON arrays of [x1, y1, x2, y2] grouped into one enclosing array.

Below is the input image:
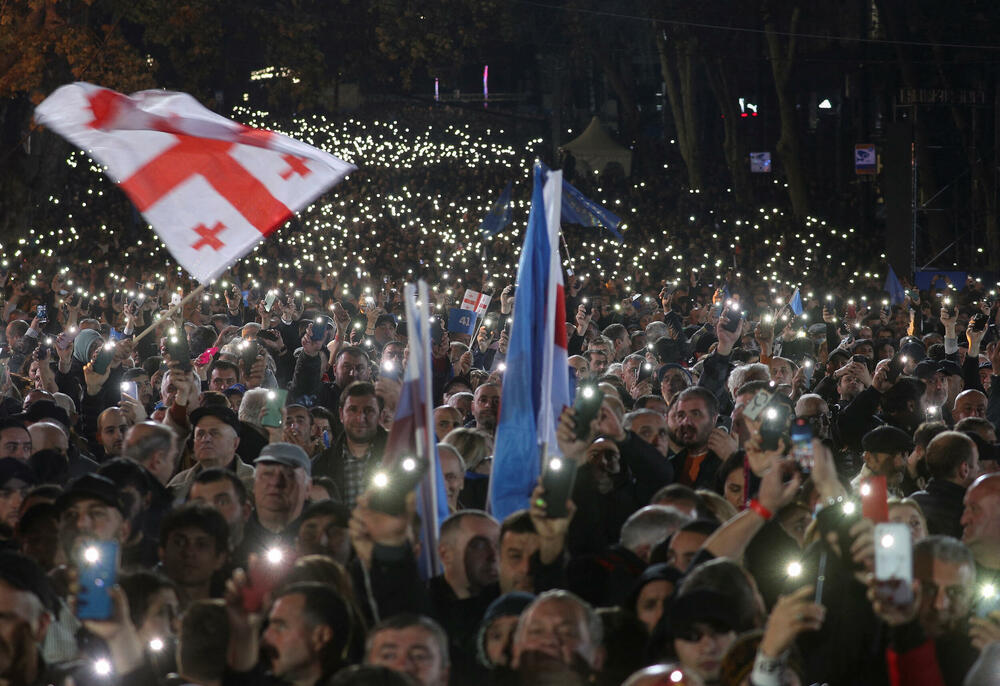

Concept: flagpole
[[131, 282, 208, 344], [469, 288, 495, 355]]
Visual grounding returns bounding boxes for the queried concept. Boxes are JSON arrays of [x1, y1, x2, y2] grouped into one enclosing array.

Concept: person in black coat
[[911, 431, 979, 539]]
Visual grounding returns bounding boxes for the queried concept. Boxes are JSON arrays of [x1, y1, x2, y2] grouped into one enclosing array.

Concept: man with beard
[[914, 360, 950, 417], [668, 387, 722, 489], [873, 536, 979, 684], [0, 458, 36, 543], [469, 384, 500, 436], [312, 382, 386, 508], [94, 407, 128, 461], [0, 552, 74, 686], [657, 364, 691, 407], [853, 425, 912, 494], [960, 474, 1000, 582], [291, 328, 371, 435]]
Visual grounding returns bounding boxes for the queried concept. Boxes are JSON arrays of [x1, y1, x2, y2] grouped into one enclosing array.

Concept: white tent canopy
[[560, 116, 632, 177]]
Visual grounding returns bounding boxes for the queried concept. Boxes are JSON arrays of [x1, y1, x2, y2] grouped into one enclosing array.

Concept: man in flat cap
[[853, 425, 913, 493]]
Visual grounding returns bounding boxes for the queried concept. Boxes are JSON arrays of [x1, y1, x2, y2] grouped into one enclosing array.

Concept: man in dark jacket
[[288, 329, 370, 435], [667, 387, 722, 489], [912, 431, 979, 539], [310, 382, 386, 508]]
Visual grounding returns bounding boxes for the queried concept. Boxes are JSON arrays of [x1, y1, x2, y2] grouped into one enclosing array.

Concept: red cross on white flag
[[461, 289, 491, 316], [34, 82, 356, 283]]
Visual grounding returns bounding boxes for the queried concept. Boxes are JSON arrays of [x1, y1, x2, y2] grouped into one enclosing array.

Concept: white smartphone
[[874, 522, 913, 608]]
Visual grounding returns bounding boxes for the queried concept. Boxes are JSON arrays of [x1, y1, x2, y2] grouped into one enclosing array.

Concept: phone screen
[[260, 389, 288, 428], [790, 418, 814, 473], [874, 523, 913, 608], [76, 540, 119, 620]]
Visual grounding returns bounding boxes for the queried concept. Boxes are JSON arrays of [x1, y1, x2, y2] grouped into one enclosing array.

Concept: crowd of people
[[0, 105, 998, 686]]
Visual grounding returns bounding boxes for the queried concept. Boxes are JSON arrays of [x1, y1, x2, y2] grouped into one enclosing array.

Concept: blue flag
[[491, 162, 571, 522], [885, 265, 905, 305], [479, 181, 514, 237], [447, 308, 477, 335], [539, 162, 623, 240], [789, 288, 803, 316]]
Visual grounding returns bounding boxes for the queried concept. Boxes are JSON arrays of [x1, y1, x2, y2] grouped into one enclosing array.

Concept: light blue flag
[[789, 288, 803, 316], [538, 162, 623, 241]]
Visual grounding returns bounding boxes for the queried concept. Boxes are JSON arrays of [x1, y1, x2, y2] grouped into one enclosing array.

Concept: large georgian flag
[[34, 82, 355, 282]]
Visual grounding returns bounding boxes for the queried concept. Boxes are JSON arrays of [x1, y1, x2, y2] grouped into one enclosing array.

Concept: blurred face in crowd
[[367, 625, 449, 686], [296, 512, 350, 564], [97, 408, 129, 457], [659, 369, 689, 405], [889, 503, 927, 543], [483, 615, 519, 668], [58, 497, 128, 558], [135, 586, 180, 647], [863, 450, 907, 485], [499, 528, 540, 594], [954, 390, 987, 422], [340, 393, 380, 445], [923, 372, 947, 408], [513, 596, 602, 670], [672, 396, 716, 452], [587, 351, 608, 378], [673, 622, 737, 683], [158, 526, 226, 592], [629, 412, 669, 457], [722, 467, 745, 510], [192, 417, 240, 469], [961, 476, 1000, 557], [188, 479, 249, 545], [334, 352, 369, 388], [666, 530, 709, 572], [439, 515, 498, 596], [0, 478, 29, 532], [0, 579, 49, 679], [635, 580, 674, 633], [0, 427, 31, 461], [434, 407, 463, 440], [285, 406, 312, 446], [437, 446, 464, 511], [769, 358, 794, 386], [262, 593, 329, 682], [837, 372, 865, 401], [472, 385, 501, 432], [209, 366, 239, 393], [914, 554, 974, 638], [254, 462, 310, 525]]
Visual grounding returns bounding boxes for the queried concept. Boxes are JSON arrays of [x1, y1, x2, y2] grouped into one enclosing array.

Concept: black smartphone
[[722, 305, 743, 333], [573, 384, 605, 440], [637, 361, 655, 383], [310, 316, 330, 342], [165, 332, 192, 372], [541, 455, 578, 518], [239, 340, 260, 375], [92, 343, 116, 375], [973, 313, 988, 332], [760, 400, 792, 452], [37, 337, 53, 361], [368, 456, 428, 516], [886, 354, 905, 383]]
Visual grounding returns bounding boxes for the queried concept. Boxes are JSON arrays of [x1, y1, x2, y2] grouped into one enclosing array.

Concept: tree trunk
[[763, 5, 809, 219], [705, 56, 752, 204], [655, 26, 703, 189]]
